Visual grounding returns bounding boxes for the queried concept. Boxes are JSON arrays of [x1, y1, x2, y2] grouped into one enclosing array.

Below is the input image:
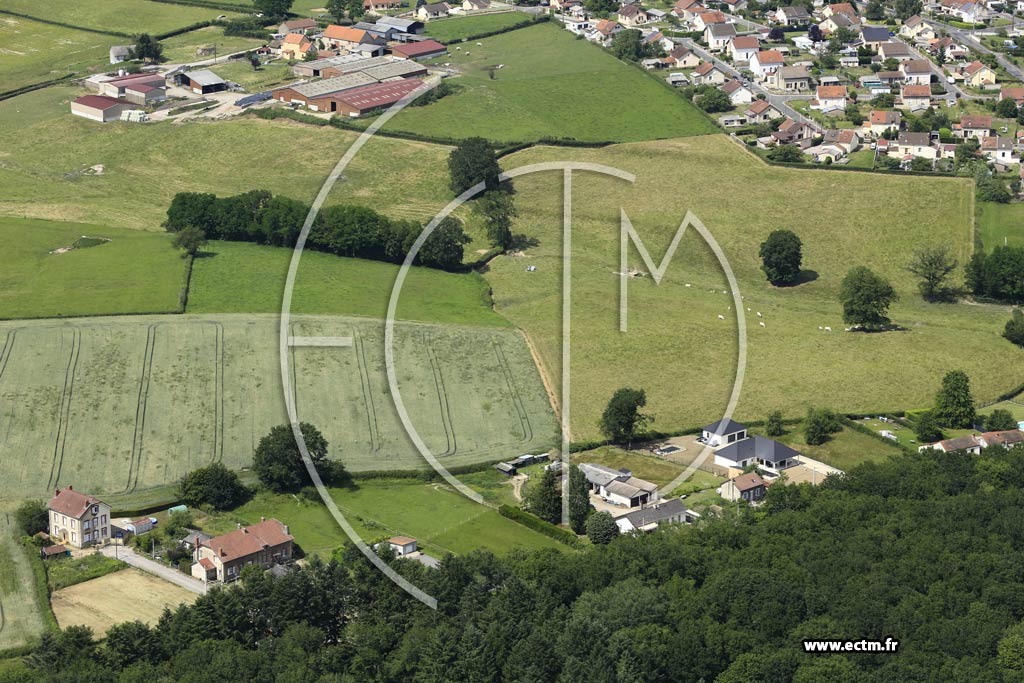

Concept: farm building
[[293, 54, 386, 78], [271, 72, 378, 109], [388, 536, 418, 556], [124, 83, 166, 105], [377, 16, 424, 34], [329, 79, 425, 115], [48, 486, 112, 548], [323, 59, 426, 81], [390, 40, 448, 60], [109, 45, 134, 64], [71, 95, 130, 122], [40, 544, 71, 560], [98, 73, 165, 99], [191, 518, 294, 583], [278, 17, 317, 34], [173, 69, 227, 95]]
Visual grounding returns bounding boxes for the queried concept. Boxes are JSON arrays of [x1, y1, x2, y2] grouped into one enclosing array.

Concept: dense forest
[[9, 446, 1024, 682]]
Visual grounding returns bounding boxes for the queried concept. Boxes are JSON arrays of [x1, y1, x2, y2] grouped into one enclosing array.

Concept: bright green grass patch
[[0, 16, 110, 93], [45, 553, 125, 591], [977, 202, 1024, 251], [422, 12, 532, 43], [0, 314, 557, 499], [488, 136, 1019, 439], [160, 26, 266, 64], [187, 241, 508, 326], [0, 0, 244, 35], [0, 513, 48, 652], [760, 423, 904, 472], [979, 400, 1024, 421], [211, 60, 296, 91], [0, 217, 185, 319], [361, 22, 717, 144]]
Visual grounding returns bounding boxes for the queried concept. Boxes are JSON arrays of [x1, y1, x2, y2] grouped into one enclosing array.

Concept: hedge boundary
[[0, 9, 130, 36], [498, 505, 580, 548], [0, 74, 77, 103]]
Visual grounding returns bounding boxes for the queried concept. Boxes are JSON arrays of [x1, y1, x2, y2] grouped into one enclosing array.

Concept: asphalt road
[[925, 16, 1024, 83], [100, 544, 207, 595]]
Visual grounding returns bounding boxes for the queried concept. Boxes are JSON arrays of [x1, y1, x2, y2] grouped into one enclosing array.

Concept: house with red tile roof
[[192, 518, 294, 583], [48, 486, 111, 547]]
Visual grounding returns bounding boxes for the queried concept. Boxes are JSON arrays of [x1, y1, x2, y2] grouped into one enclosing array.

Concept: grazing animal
[[746, 307, 751, 312], [818, 326, 823, 330], [685, 283, 691, 287], [759, 321, 765, 328], [717, 315, 725, 320], [824, 326, 831, 332], [476, 41, 483, 46], [757, 312, 762, 318]]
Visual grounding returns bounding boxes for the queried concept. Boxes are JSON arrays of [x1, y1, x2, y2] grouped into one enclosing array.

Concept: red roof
[[324, 78, 424, 111], [201, 519, 293, 562], [391, 39, 446, 59], [754, 49, 784, 64], [731, 35, 759, 49], [48, 486, 107, 517], [901, 84, 931, 97], [817, 85, 848, 99], [324, 25, 367, 42]]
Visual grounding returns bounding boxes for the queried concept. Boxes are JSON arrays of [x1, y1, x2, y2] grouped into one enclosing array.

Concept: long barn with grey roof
[[271, 72, 378, 109]]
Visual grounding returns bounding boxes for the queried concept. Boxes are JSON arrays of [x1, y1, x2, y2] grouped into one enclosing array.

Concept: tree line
[[13, 445, 1024, 682]]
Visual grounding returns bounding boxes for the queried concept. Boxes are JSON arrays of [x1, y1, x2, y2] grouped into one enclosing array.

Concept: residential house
[[899, 83, 932, 110], [109, 45, 134, 64], [702, 418, 748, 448], [579, 463, 660, 508], [745, 98, 782, 122], [999, 86, 1024, 106], [718, 472, 767, 504], [749, 49, 785, 77], [928, 36, 968, 60], [958, 114, 992, 138], [772, 117, 816, 143], [461, 0, 490, 9], [860, 25, 892, 48], [814, 84, 848, 111], [705, 22, 737, 51], [941, 0, 987, 23], [722, 78, 754, 104], [919, 434, 983, 454], [720, 0, 747, 12], [890, 131, 937, 158], [823, 1, 857, 17], [900, 59, 933, 85], [47, 486, 111, 548], [365, 0, 403, 11], [961, 59, 997, 88], [618, 3, 650, 26], [280, 32, 314, 60], [981, 136, 1015, 163], [673, 0, 705, 19], [839, 54, 859, 67], [900, 15, 935, 42], [979, 430, 1024, 449], [869, 109, 902, 136], [770, 64, 811, 91], [824, 128, 861, 152], [691, 61, 728, 84], [776, 5, 810, 25], [278, 18, 317, 34], [713, 436, 802, 475], [668, 45, 701, 68], [719, 112, 749, 127], [588, 19, 622, 45], [614, 498, 698, 533], [323, 25, 386, 51], [729, 35, 760, 62], [877, 41, 913, 62], [820, 12, 859, 33], [562, 16, 592, 34], [192, 518, 294, 583], [388, 536, 418, 556], [693, 9, 728, 31], [416, 2, 451, 19], [641, 28, 673, 52], [390, 39, 448, 60]]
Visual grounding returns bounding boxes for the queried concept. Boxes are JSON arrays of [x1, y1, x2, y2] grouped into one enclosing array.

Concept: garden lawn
[[977, 201, 1024, 251], [979, 400, 1024, 422], [187, 241, 509, 327], [759, 423, 904, 471], [45, 553, 125, 591], [0, 0, 244, 36], [363, 22, 717, 144], [0, 16, 109, 93], [0, 217, 185, 319], [422, 12, 535, 43], [486, 136, 1019, 440]]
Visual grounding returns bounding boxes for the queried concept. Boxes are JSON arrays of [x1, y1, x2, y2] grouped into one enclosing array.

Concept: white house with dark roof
[[704, 22, 737, 51], [702, 418, 748, 448], [614, 498, 698, 533], [722, 79, 753, 104], [579, 463, 660, 508], [713, 436, 801, 474]]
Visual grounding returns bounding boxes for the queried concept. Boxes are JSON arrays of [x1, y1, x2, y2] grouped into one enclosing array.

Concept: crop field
[[0, 16, 109, 93], [977, 202, 1024, 251], [0, 217, 184, 319], [160, 27, 266, 64], [51, 568, 197, 637], [361, 22, 718, 144], [0, 0, 243, 36], [0, 511, 47, 652], [187, 241, 508, 327], [484, 136, 1019, 441], [0, 314, 557, 501], [0, 87, 454, 230], [422, 12, 532, 43]]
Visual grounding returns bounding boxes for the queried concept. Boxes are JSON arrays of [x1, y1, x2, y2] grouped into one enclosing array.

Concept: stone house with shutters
[[47, 486, 111, 549]]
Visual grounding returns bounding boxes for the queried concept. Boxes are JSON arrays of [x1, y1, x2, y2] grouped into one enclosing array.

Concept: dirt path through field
[[519, 328, 564, 436]]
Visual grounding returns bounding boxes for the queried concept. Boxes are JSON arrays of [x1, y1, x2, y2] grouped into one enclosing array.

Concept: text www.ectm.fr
[[803, 638, 899, 653]]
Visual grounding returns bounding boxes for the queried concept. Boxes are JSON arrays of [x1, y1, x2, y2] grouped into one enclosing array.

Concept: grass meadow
[[421, 12, 532, 43], [758, 423, 904, 472], [209, 60, 296, 91], [0, 16, 109, 93], [0, 314, 557, 501], [487, 136, 1019, 440], [0, 217, 184, 319], [0, 511, 48, 652], [977, 202, 1024, 251], [359, 22, 718, 144], [160, 27, 266, 64], [0, 0, 243, 35]]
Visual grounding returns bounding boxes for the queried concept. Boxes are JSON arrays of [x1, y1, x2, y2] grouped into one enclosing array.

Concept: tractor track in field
[[212, 321, 225, 464], [518, 328, 563, 436], [125, 324, 157, 493], [491, 338, 533, 443], [427, 342, 457, 457], [47, 327, 80, 491], [353, 327, 381, 452]]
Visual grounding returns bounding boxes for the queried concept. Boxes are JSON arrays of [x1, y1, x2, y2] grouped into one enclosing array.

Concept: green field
[[0, 217, 185, 319], [0, 87, 455, 230], [423, 12, 532, 43], [0, 0, 243, 36], [45, 553, 124, 591], [160, 27, 266, 64], [363, 22, 718, 144], [210, 60, 296, 91], [187, 241, 508, 326], [0, 15, 109, 93], [977, 202, 1024, 251], [0, 512, 48, 652], [484, 136, 1019, 440], [0, 314, 557, 501], [761, 423, 903, 472], [979, 399, 1024, 422]]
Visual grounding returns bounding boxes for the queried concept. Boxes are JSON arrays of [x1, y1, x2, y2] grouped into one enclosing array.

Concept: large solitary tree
[[130, 34, 164, 63], [906, 245, 959, 302], [1004, 308, 1024, 347], [171, 226, 207, 258], [254, 423, 339, 493], [179, 462, 249, 510], [839, 266, 897, 329], [527, 468, 561, 525], [599, 388, 651, 445], [254, 0, 294, 18], [14, 500, 48, 536], [759, 230, 803, 285], [933, 370, 976, 429], [448, 137, 501, 195]]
